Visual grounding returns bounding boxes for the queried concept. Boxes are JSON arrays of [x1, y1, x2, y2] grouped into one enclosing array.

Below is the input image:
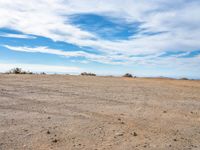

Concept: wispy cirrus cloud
[[4, 45, 94, 57], [0, 33, 36, 39], [4, 45, 200, 68], [3, 45, 128, 65]]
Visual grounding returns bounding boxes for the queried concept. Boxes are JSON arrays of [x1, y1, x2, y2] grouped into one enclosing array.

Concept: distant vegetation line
[[4, 68, 45, 75], [0, 67, 192, 80]]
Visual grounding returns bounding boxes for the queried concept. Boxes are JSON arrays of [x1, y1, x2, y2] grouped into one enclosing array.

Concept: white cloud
[[4, 45, 94, 57], [0, 33, 36, 39], [0, 0, 200, 64], [3, 45, 127, 65], [0, 63, 81, 74]]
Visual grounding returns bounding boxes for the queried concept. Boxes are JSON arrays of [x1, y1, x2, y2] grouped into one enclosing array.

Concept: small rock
[[163, 111, 167, 113], [116, 132, 124, 136], [133, 132, 137, 136], [121, 122, 125, 124], [52, 139, 58, 143], [173, 139, 177, 141], [48, 117, 51, 119], [47, 130, 50, 134]]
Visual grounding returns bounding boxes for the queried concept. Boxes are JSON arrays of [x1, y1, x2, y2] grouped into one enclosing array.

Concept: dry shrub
[[81, 72, 96, 76], [7, 68, 33, 74], [180, 77, 189, 80], [123, 73, 133, 78], [40, 72, 46, 75]]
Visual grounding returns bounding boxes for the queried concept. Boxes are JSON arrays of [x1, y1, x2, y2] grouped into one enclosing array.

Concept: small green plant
[[81, 72, 96, 76]]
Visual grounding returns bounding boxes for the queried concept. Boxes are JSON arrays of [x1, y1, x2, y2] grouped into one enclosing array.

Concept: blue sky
[[0, 0, 200, 78]]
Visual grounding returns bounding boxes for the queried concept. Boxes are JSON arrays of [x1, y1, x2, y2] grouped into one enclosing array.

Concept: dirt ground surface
[[0, 74, 200, 150]]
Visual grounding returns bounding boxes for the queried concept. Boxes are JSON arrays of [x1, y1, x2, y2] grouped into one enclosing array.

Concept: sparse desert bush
[[40, 72, 46, 75], [81, 72, 96, 76], [123, 73, 133, 78], [9, 68, 22, 74], [180, 77, 189, 80], [7, 68, 33, 74]]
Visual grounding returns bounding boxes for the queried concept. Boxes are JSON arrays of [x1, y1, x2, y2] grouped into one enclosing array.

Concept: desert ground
[[0, 74, 200, 150]]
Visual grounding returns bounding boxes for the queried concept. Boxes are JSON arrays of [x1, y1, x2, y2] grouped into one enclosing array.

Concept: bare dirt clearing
[[0, 75, 200, 150]]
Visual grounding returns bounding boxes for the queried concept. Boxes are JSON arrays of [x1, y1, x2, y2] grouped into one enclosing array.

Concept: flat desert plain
[[0, 74, 200, 150]]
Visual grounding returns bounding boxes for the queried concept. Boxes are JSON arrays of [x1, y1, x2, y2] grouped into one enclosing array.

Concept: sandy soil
[[0, 74, 200, 150]]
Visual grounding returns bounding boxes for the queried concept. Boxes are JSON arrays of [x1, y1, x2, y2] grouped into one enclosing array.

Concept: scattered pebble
[[47, 130, 50, 134], [52, 139, 58, 143], [115, 132, 124, 136], [133, 132, 137, 136], [121, 122, 125, 124]]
